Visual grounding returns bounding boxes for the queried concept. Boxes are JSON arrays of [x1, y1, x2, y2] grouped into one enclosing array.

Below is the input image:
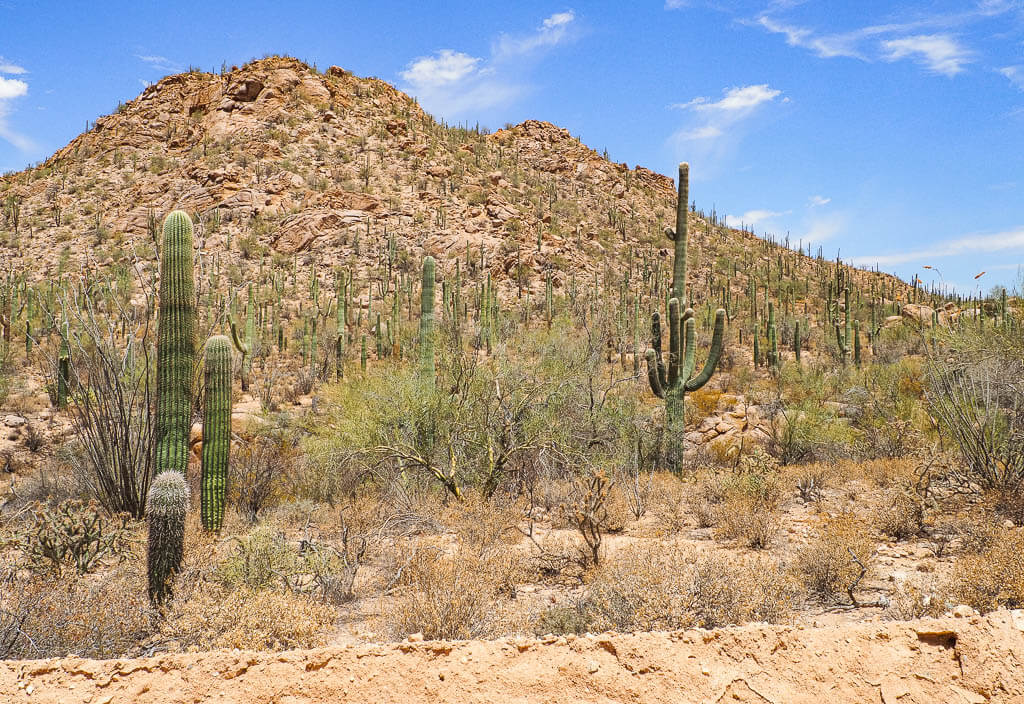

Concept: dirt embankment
[[3, 611, 1023, 703]]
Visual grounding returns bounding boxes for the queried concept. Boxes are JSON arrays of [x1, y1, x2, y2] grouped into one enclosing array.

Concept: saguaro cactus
[[201, 335, 232, 532], [644, 163, 726, 464], [420, 256, 436, 384], [834, 287, 852, 365], [155, 210, 195, 475], [147, 471, 189, 603]]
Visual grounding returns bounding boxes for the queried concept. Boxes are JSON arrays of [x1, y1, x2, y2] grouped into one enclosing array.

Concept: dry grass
[[792, 513, 874, 605], [945, 527, 1024, 613], [580, 543, 802, 632], [382, 542, 525, 640], [160, 585, 337, 651], [0, 557, 154, 659]]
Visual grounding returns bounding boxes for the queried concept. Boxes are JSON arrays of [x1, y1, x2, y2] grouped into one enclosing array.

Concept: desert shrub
[[161, 585, 336, 651], [857, 360, 925, 459], [441, 491, 522, 549], [926, 330, 1024, 495], [583, 544, 801, 632], [766, 401, 859, 465], [534, 598, 594, 636], [873, 486, 926, 541], [886, 577, 945, 620], [0, 560, 154, 659], [230, 431, 298, 522], [792, 514, 874, 605], [945, 528, 1024, 613], [649, 473, 689, 534], [217, 524, 301, 590], [702, 450, 783, 548], [384, 544, 522, 640]]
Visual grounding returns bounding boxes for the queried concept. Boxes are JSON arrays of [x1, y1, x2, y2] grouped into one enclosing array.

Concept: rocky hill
[[0, 55, 912, 313]]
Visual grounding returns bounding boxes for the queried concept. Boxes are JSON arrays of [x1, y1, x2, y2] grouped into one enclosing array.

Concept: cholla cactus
[[146, 471, 190, 604]]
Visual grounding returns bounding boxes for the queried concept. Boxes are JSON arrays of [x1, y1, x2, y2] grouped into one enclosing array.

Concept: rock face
[[1, 613, 1021, 703]]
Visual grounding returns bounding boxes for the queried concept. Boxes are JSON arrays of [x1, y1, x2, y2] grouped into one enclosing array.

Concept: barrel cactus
[[154, 211, 195, 475], [146, 471, 190, 604], [200, 335, 232, 532]]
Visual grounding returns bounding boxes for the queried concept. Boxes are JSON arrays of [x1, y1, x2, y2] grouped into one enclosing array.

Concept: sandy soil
[[3, 611, 1023, 703]]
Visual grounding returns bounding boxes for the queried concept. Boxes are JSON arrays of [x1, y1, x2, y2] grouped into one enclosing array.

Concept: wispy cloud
[[808, 194, 831, 206], [803, 212, 847, 244], [664, 0, 689, 8], [671, 84, 782, 141], [0, 57, 25, 74], [726, 208, 789, 226], [0, 64, 32, 152], [494, 10, 575, 58], [135, 54, 182, 73], [751, 3, 1016, 77], [881, 34, 972, 76], [849, 226, 1024, 267], [669, 83, 784, 176], [1001, 65, 1024, 90], [400, 11, 578, 117]]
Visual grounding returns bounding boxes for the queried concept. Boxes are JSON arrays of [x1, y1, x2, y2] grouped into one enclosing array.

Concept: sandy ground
[[3, 611, 1023, 704]]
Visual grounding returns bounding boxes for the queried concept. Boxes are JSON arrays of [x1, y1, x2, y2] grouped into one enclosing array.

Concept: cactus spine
[[155, 211, 195, 476], [644, 163, 726, 466], [200, 336, 232, 532], [419, 256, 436, 385], [146, 471, 189, 604]]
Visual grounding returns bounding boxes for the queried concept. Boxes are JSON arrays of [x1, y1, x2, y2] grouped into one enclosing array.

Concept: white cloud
[[803, 212, 848, 244], [136, 54, 181, 72], [1000, 65, 1024, 90], [727, 209, 788, 226], [756, 17, 865, 59], [0, 74, 32, 152], [881, 34, 972, 76], [0, 76, 27, 100], [401, 50, 480, 90], [400, 11, 578, 117], [808, 194, 831, 206], [849, 226, 1024, 267], [494, 10, 577, 58], [751, 4, 1014, 77], [0, 57, 26, 74], [665, 0, 689, 8], [681, 125, 723, 140], [669, 83, 784, 177], [671, 84, 782, 145]]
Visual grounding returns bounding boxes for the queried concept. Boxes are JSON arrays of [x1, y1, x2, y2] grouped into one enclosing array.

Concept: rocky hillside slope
[[0, 55, 910, 309]]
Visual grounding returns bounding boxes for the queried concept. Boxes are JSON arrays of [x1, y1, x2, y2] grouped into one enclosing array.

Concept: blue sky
[[1, 1, 1022, 294]]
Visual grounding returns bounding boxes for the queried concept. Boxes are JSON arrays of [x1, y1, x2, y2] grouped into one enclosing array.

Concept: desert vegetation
[[0, 57, 1021, 663]]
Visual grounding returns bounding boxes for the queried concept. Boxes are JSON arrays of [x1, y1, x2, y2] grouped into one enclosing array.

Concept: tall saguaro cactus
[[155, 210, 196, 476], [419, 256, 436, 385], [645, 163, 726, 466], [201, 335, 232, 531]]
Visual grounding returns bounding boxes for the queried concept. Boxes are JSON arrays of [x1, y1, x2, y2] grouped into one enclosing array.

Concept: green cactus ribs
[[154, 210, 196, 476], [644, 163, 726, 470], [201, 335, 232, 532], [420, 256, 436, 385]]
